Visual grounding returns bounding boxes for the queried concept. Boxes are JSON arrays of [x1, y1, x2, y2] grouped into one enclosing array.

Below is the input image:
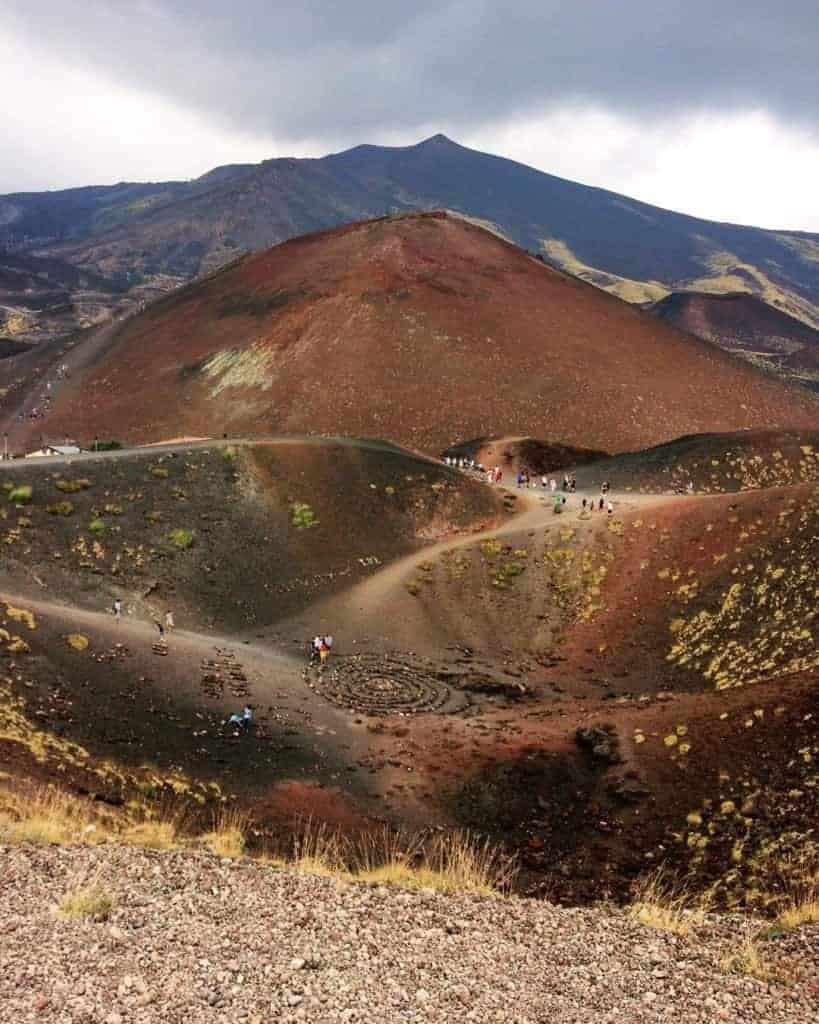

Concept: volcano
[[22, 211, 818, 455]]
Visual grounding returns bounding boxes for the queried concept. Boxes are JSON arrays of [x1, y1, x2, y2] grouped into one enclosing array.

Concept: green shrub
[[291, 502, 318, 530], [149, 466, 169, 479], [47, 501, 74, 516], [168, 528, 195, 550], [8, 485, 32, 504], [222, 445, 238, 461], [88, 518, 106, 535]]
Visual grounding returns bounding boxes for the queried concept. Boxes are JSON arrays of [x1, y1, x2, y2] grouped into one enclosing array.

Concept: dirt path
[[281, 478, 687, 649]]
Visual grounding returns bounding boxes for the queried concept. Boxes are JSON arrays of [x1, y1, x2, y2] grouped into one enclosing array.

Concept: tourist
[[112, 598, 122, 621], [165, 610, 174, 631]]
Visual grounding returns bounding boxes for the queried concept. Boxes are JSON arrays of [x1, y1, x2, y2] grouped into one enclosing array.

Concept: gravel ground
[[1, 843, 817, 1024]]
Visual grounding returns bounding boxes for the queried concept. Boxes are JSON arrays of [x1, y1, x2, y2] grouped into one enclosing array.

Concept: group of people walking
[[112, 599, 174, 644], [309, 634, 334, 665]]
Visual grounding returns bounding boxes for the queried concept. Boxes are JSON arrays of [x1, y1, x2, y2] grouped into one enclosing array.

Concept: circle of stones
[[310, 653, 449, 715]]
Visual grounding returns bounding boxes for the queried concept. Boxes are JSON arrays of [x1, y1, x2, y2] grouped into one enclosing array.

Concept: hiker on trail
[[156, 620, 166, 643], [607, 500, 614, 516], [570, 476, 577, 493], [541, 475, 548, 489], [582, 497, 587, 510], [165, 610, 174, 631], [112, 598, 122, 621], [310, 636, 322, 663], [323, 635, 334, 653], [550, 478, 557, 493], [319, 638, 330, 666], [599, 497, 604, 512], [241, 706, 253, 731]]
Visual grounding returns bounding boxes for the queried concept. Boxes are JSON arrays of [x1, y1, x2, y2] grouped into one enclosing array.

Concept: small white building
[[25, 444, 82, 459]]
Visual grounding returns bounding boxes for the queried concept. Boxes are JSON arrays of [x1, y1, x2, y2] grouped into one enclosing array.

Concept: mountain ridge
[[2, 134, 818, 363]]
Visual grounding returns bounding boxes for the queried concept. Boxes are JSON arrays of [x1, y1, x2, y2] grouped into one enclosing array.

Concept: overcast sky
[[2, 1, 818, 230]]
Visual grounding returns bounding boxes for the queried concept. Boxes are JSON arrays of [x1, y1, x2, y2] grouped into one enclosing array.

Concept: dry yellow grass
[[775, 864, 819, 930], [720, 931, 796, 985], [58, 886, 115, 921], [0, 787, 104, 846], [202, 807, 247, 859], [290, 817, 348, 877], [122, 820, 179, 849], [629, 870, 708, 936]]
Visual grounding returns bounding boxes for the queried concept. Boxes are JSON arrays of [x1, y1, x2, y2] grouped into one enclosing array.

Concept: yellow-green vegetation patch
[[58, 887, 115, 921], [65, 634, 89, 651], [492, 561, 525, 588], [88, 518, 106, 535], [291, 502, 318, 530], [7, 485, 32, 504], [479, 539, 503, 559], [55, 478, 92, 493], [46, 501, 74, 516], [168, 528, 195, 550], [542, 538, 611, 622], [666, 502, 818, 688], [149, 465, 169, 479], [4, 603, 36, 630]]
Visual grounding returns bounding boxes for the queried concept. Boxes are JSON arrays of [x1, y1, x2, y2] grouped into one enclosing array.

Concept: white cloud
[[0, 27, 278, 191], [463, 109, 819, 231]]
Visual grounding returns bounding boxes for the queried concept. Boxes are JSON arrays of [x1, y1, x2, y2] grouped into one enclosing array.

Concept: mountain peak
[[417, 133, 458, 148]]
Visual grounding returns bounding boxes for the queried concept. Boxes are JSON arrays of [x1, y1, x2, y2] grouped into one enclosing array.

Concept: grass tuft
[[629, 869, 708, 935], [291, 502, 318, 530], [202, 808, 247, 859], [168, 528, 195, 550], [58, 886, 115, 921], [122, 820, 179, 849]]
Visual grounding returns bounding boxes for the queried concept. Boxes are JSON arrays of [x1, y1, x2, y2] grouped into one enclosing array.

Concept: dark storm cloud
[[6, 0, 819, 143]]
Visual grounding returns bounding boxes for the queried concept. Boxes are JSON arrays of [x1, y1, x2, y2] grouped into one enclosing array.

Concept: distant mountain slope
[[26, 212, 819, 454], [651, 291, 819, 391], [0, 248, 125, 345], [2, 135, 818, 353]]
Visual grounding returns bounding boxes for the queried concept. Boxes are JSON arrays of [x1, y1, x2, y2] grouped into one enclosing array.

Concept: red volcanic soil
[[651, 290, 819, 384], [21, 211, 819, 454]]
